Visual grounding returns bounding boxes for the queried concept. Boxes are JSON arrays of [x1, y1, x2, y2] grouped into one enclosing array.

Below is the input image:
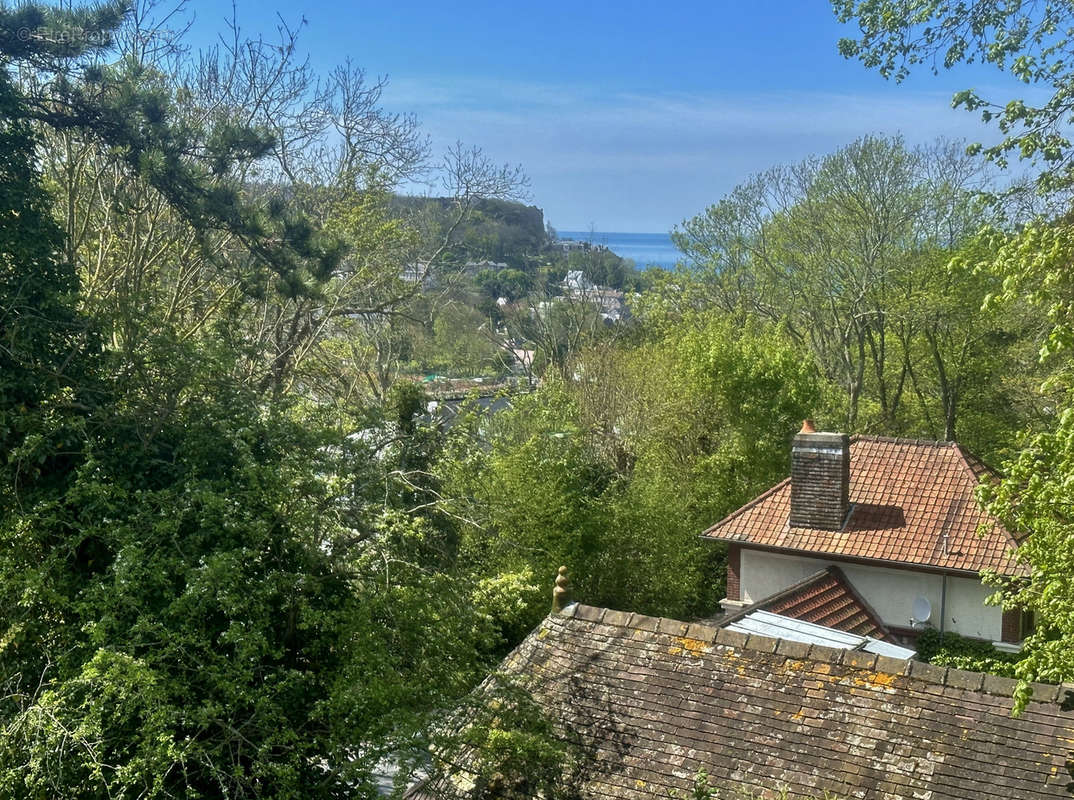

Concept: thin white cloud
[[383, 76, 1046, 231]]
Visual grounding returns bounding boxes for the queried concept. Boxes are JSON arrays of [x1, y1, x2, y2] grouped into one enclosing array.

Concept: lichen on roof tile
[[413, 609, 1072, 799]]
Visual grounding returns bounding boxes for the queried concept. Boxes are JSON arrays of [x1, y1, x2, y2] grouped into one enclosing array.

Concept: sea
[[557, 231, 681, 270]]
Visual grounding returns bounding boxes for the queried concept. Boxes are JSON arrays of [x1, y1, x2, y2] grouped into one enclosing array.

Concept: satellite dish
[[911, 596, 933, 625]]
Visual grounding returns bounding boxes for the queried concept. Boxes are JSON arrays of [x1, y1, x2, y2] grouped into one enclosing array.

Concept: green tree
[[670, 135, 1025, 447], [834, 0, 1074, 707], [425, 301, 501, 375], [0, 4, 495, 796], [0, 54, 90, 465], [437, 314, 821, 634], [834, 0, 1074, 193]]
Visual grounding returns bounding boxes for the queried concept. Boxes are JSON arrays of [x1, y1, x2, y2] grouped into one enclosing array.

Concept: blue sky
[[183, 1, 1032, 232]]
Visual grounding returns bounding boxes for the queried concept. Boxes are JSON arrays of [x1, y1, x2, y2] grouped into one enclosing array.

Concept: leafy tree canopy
[[834, 0, 1074, 192]]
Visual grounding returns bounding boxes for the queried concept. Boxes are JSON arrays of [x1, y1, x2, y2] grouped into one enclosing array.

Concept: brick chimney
[[789, 420, 850, 530]]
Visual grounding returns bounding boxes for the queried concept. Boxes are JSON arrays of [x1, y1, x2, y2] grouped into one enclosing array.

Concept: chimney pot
[[800, 418, 816, 434]]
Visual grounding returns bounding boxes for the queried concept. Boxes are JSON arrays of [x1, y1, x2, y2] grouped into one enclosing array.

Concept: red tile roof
[[703, 436, 1024, 575], [746, 566, 892, 640]]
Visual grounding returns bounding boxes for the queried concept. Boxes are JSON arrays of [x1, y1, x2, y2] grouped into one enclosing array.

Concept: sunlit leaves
[[835, 0, 1074, 191]]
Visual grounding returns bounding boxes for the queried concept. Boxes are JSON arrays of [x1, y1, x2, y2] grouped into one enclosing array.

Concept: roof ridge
[[558, 603, 1064, 704], [944, 444, 1022, 553], [952, 442, 1001, 482], [850, 434, 957, 447], [956, 443, 1003, 478]]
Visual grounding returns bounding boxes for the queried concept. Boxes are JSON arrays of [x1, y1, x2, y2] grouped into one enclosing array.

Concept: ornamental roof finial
[[552, 566, 571, 613]]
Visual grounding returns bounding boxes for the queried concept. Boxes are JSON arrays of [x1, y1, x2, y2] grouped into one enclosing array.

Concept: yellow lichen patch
[[673, 636, 710, 657], [811, 662, 833, 676], [867, 671, 898, 688], [791, 708, 805, 721], [783, 659, 807, 672], [635, 779, 646, 789], [850, 671, 898, 691], [537, 627, 549, 640], [667, 646, 683, 656]]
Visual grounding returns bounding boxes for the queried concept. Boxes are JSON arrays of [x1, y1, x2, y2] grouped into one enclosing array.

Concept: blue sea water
[[558, 231, 681, 270]]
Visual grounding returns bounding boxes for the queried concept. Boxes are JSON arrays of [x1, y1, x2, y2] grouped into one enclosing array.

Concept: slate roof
[[413, 604, 1074, 800], [735, 566, 891, 640], [703, 436, 1025, 575]]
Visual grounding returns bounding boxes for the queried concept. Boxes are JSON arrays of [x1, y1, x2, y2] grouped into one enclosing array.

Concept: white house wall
[[738, 549, 1002, 641]]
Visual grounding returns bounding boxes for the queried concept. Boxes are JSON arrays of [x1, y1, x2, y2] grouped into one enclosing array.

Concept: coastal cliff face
[[394, 195, 549, 265]]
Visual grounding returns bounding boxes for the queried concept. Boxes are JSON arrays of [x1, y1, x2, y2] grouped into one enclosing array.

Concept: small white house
[[703, 423, 1028, 648], [562, 269, 595, 292]]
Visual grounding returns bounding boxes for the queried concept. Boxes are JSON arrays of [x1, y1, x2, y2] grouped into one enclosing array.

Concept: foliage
[[668, 135, 1035, 454], [394, 196, 546, 268], [438, 383, 617, 627], [0, 10, 102, 465], [0, 375, 496, 797], [564, 245, 634, 290], [0, 3, 504, 797], [433, 673, 585, 800], [437, 314, 821, 634], [977, 399, 1074, 710], [835, 0, 1074, 712], [834, 0, 1074, 192], [914, 629, 1022, 677], [424, 302, 502, 375]]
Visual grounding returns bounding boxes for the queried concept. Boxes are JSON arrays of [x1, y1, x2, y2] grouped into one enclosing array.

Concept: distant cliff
[[394, 196, 548, 267]]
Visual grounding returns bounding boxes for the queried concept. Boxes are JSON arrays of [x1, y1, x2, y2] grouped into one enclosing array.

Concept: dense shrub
[[915, 630, 1022, 678]]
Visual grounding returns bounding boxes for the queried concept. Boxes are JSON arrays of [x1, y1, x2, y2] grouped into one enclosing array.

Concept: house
[[562, 269, 595, 293], [463, 259, 508, 277], [704, 422, 1027, 647], [400, 261, 436, 288], [409, 591, 1074, 800], [553, 238, 590, 254], [560, 271, 627, 322]]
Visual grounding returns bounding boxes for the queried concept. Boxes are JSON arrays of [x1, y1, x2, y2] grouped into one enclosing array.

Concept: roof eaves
[[715, 540, 994, 577]]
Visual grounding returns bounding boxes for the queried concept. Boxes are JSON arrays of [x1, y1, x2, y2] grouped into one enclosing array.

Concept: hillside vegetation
[[3, 1, 1074, 796]]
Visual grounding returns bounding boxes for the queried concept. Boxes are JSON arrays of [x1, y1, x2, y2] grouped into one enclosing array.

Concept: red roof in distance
[[703, 436, 1024, 576]]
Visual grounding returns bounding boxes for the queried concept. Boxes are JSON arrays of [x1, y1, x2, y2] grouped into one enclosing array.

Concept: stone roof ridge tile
[[558, 604, 1066, 704]]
